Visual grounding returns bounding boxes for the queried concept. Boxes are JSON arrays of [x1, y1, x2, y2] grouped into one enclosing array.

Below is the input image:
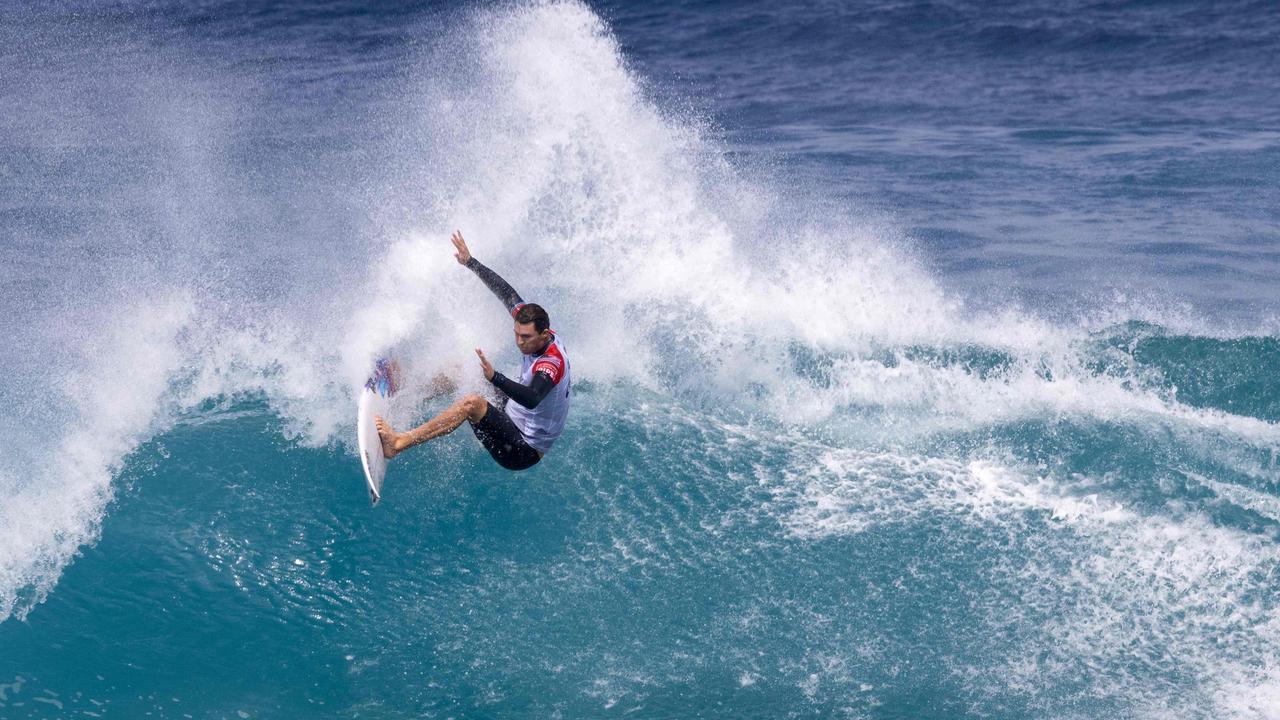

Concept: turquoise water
[[2, 1, 1279, 718]]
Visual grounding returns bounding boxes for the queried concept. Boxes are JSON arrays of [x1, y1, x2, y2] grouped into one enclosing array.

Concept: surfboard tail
[[357, 358, 396, 505], [364, 358, 401, 398]]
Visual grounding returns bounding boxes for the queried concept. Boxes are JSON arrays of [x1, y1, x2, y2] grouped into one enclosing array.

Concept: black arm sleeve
[[465, 257, 524, 314], [490, 371, 555, 409]]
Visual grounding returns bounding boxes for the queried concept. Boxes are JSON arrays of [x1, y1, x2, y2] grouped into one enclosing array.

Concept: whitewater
[[1, 1, 1278, 718]]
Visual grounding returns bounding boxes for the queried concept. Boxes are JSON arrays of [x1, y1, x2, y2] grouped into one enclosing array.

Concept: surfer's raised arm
[[451, 230, 524, 315]]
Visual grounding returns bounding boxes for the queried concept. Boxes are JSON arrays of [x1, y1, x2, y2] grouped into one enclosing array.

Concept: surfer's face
[[513, 321, 550, 354]]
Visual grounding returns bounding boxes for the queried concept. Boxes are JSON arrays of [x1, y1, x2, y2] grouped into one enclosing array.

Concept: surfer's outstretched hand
[[451, 230, 471, 265], [475, 347, 495, 381]]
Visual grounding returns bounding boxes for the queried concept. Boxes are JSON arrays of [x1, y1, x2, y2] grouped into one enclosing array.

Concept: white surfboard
[[357, 358, 398, 505]]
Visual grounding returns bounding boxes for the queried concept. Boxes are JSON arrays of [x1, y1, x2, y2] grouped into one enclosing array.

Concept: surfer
[[374, 231, 571, 471]]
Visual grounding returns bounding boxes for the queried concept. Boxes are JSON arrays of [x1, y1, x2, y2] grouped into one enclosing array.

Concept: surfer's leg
[[469, 401, 542, 471], [375, 394, 488, 459]]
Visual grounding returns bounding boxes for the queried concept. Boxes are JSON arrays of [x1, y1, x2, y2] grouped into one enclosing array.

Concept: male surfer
[[374, 231, 571, 471]]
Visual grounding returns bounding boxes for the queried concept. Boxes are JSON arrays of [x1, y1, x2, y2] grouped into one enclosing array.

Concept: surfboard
[[357, 358, 398, 505]]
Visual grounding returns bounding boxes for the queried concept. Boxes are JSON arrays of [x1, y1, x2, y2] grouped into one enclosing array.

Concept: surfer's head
[[512, 303, 552, 354]]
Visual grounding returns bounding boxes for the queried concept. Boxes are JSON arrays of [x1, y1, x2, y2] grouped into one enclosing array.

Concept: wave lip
[[0, 295, 192, 622]]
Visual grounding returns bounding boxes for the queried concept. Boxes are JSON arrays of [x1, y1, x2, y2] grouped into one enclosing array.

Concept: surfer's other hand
[[451, 230, 471, 264], [475, 347, 495, 381]]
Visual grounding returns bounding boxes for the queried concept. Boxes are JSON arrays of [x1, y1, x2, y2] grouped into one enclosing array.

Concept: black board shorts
[[470, 401, 542, 471]]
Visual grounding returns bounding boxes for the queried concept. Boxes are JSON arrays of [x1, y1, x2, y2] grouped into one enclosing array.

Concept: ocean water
[[1, 0, 1279, 717]]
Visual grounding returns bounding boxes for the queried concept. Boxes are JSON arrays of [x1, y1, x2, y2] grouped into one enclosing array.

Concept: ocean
[[1, 0, 1278, 717]]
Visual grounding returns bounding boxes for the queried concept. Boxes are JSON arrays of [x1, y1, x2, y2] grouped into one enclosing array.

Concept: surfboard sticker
[[357, 358, 398, 505]]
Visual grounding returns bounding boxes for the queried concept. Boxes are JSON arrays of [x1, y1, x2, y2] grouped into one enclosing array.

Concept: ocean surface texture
[[2, 1, 1279, 718]]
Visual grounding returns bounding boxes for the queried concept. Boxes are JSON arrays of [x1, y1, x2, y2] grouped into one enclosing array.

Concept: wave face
[[1, 1, 1279, 718]]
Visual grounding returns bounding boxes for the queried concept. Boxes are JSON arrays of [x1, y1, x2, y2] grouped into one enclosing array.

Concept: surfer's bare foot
[[374, 416, 402, 459]]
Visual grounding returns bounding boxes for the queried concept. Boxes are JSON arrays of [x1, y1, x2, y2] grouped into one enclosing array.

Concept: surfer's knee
[[461, 393, 488, 422]]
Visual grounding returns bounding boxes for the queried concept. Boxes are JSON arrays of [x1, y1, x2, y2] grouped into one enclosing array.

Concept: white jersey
[[505, 334, 571, 453]]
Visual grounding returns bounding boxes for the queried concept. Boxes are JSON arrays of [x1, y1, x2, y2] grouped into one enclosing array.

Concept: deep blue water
[[2, 1, 1279, 718]]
